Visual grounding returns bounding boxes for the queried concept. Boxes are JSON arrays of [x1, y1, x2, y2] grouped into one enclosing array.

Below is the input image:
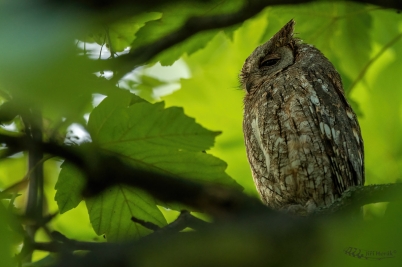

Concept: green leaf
[[0, 8, 112, 123], [132, 1, 244, 65], [162, 15, 268, 196], [22, 254, 56, 267], [0, 100, 20, 123], [87, 12, 162, 53], [157, 31, 219, 66], [0, 205, 13, 267], [127, 75, 168, 102], [86, 185, 166, 241], [70, 91, 237, 240], [88, 91, 221, 152], [108, 13, 162, 52], [55, 161, 86, 214]]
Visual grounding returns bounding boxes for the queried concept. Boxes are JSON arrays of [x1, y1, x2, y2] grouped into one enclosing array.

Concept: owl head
[[240, 19, 298, 93]]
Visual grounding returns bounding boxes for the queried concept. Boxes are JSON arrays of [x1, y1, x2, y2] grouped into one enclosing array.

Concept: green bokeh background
[[0, 1, 402, 266]]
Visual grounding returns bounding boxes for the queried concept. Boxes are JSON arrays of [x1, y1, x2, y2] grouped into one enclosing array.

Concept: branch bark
[[315, 184, 402, 215], [1, 133, 401, 218], [21, 108, 44, 263]]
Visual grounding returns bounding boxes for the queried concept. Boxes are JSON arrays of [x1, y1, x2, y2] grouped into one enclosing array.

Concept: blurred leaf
[[157, 31, 219, 66], [22, 254, 56, 267], [108, 13, 162, 52], [55, 162, 85, 214], [0, 100, 20, 124], [139, 75, 166, 88], [0, 204, 13, 267], [87, 12, 162, 52], [126, 75, 168, 102], [0, 7, 96, 121], [132, 0, 244, 65], [223, 24, 240, 41]]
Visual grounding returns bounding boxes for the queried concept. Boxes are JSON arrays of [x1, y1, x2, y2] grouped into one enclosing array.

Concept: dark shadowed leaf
[[55, 162, 86, 214]]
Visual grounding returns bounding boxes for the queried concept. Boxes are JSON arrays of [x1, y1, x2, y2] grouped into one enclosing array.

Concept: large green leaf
[[56, 90, 237, 240], [162, 12, 270, 196], [55, 158, 168, 241], [88, 91, 221, 153], [87, 92, 237, 240]]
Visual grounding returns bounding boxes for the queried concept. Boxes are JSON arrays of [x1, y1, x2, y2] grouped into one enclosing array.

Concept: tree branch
[[0, 133, 265, 218], [152, 210, 209, 234], [111, 0, 274, 81], [32, 211, 209, 254], [3, 132, 402, 219], [131, 216, 160, 231], [109, 0, 402, 81], [47, 0, 402, 14], [315, 184, 402, 215], [2, 133, 402, 219], [20, 108, 44, 263]]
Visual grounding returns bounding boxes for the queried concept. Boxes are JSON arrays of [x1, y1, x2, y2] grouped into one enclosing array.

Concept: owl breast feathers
[[240, 19, 364, 214]]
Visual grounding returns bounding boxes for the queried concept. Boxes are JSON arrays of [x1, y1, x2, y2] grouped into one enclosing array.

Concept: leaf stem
[[348, 32, 402, 93]]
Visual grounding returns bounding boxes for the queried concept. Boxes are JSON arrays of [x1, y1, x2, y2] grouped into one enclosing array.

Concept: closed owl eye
[[260, 58, 281, 68], [260, 53, 281, 68]]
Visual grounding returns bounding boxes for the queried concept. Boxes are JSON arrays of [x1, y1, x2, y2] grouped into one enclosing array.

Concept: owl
[[240, 19, 364, 214]]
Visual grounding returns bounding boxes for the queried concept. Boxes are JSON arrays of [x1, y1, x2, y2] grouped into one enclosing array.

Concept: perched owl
[[240, 19, 364, 214]]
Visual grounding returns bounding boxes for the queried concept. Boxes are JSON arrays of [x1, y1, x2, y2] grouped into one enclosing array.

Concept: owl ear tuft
[[271, 19, 296, 48]]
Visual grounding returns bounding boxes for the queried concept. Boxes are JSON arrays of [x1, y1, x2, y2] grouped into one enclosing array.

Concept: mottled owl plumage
[[240, 20, 364, 214]]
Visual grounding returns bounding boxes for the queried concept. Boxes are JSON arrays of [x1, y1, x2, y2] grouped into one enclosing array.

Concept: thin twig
[[104, 25, 115, 59], [0, 155, 54, 200], [152, 210, 209, 235], [348, 32, 402, 93], [131, 216, 160, 231], [109, 0, 306, 82]]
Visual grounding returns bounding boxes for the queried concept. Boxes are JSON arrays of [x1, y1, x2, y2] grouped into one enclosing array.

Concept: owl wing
[[305, 68, 364, 196]]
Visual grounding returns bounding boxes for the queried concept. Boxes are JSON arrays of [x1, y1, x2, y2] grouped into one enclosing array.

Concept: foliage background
[[0, 1, 402, 266]]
